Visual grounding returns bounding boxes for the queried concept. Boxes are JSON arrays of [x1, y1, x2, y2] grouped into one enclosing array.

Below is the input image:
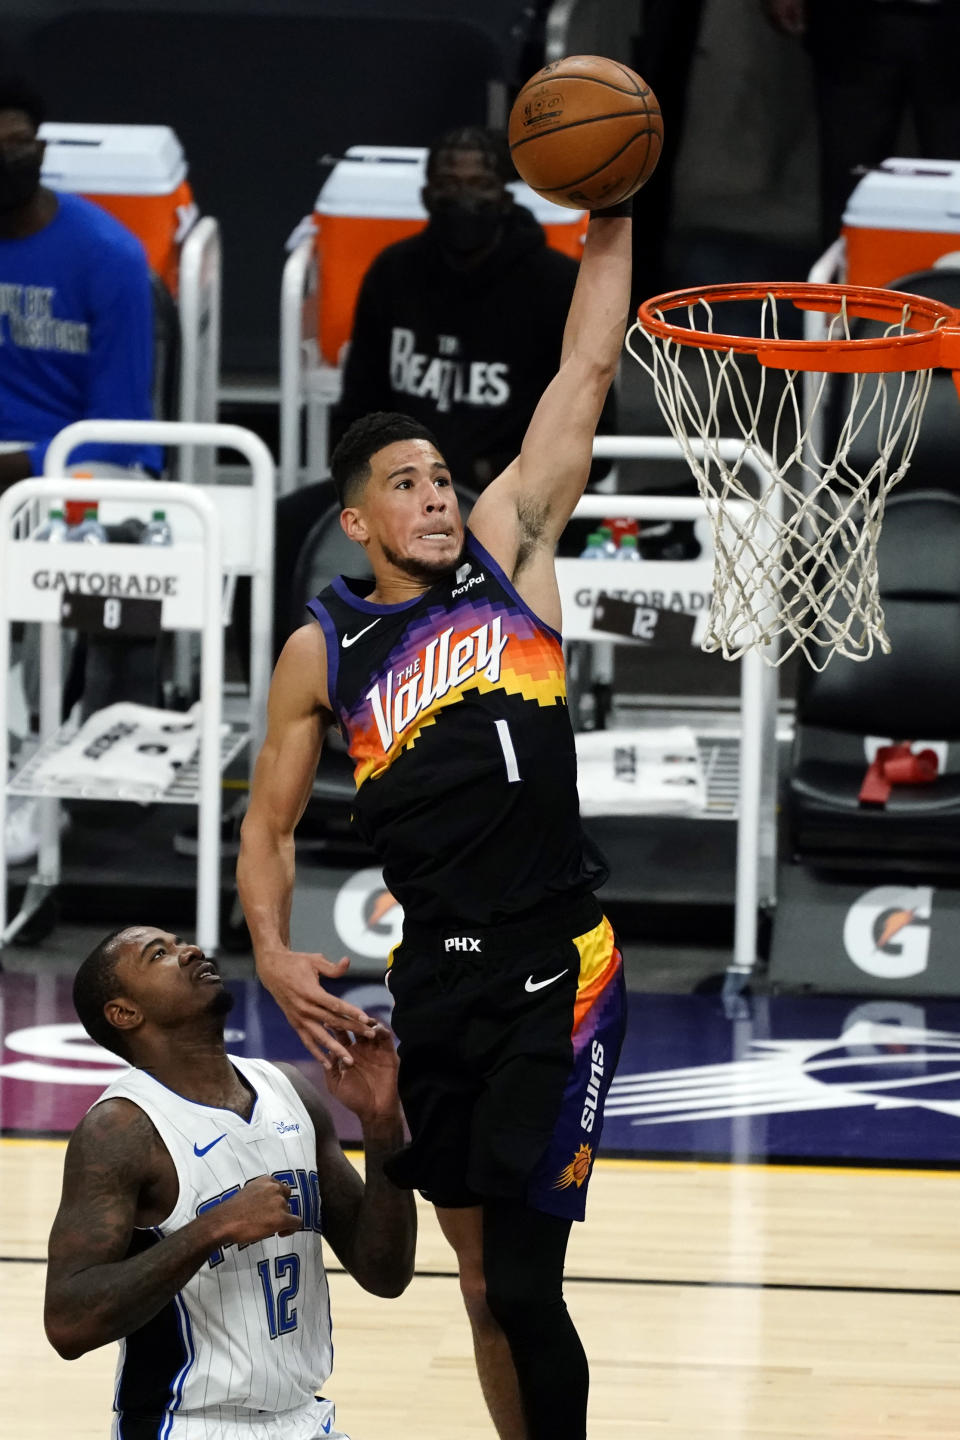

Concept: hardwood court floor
[[3, 1141, 959, 1438]]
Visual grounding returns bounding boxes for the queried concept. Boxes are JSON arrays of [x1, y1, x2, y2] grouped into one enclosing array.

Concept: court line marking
[[2, 1252, 957, 1299], [4, 1134, 960, 1181]]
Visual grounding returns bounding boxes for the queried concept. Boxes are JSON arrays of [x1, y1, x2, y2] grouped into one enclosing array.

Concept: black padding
[[789, 488, 960, 864]]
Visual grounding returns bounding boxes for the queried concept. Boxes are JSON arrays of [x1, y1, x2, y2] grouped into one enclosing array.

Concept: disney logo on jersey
[[275, 1120, 301, 1135], [366, 617, 508, 752]]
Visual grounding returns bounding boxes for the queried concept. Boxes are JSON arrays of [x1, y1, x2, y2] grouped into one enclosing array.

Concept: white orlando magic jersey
[[94, 1057, 333, 1428]]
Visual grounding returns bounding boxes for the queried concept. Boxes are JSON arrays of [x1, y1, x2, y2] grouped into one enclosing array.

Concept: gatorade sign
[[843, 886, 934, 980]]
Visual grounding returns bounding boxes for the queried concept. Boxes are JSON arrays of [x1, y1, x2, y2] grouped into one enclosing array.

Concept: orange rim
[[636, 281, 960, 373]]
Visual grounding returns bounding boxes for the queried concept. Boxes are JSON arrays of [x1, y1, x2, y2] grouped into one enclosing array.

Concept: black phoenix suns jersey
[[308, 532, 607, 926]]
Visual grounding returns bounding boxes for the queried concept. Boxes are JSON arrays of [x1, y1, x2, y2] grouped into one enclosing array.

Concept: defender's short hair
[[331, 411, 441, 507], [73, 928, 130, 1059], [426, 126, 512, 185], [0, 78, 45, 132]]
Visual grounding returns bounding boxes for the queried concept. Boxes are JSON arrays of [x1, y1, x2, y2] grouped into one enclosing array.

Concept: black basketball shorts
[[383, 894, 627, 1221]]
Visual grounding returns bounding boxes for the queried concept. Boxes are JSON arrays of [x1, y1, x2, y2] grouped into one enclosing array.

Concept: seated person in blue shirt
[[0, 77, 161, 489]]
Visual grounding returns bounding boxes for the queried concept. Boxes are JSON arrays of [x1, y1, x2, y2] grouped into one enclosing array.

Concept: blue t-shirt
[[0, 192, 162, 474]]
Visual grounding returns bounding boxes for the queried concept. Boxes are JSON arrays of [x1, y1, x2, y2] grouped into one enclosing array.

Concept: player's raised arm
[[278, 1046, 416, 1299], [467, 207, 632, 611], [237, 624, 379, 1067]]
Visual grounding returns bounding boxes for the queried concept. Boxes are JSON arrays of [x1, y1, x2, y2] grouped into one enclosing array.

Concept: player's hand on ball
[[323, 1023, 402, 1125], [256, 947, 379, 1070], [219, 1176, 302, 1245]]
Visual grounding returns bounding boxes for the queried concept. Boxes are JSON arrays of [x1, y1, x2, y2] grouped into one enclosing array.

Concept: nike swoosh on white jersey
[[341, 619, 381, 648], [524, 969, 569, 993]]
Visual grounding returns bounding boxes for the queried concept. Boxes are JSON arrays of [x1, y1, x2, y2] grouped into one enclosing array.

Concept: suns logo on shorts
[[553, 1142, 593, 1190]]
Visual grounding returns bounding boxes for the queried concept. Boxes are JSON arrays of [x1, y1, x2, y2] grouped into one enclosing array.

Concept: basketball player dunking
[[237, 199, 632, 1440], [45, 926, 415, 1440]]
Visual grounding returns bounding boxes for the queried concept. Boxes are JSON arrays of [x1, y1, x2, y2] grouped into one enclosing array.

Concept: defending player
[[237, 201, 632, 1440], [44, 925, 415, 1440]]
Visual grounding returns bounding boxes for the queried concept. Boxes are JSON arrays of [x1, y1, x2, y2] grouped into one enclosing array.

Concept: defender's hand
[[217, 1176, 302, 1245], [323, 1024, 402, 1125], [256, 947, 379, 1069]]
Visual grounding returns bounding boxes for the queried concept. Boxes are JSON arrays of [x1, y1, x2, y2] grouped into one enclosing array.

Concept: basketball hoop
[[627, 281, 960, 669]]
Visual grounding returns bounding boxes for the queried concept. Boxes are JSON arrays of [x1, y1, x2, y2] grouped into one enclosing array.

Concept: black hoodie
[[333, 203, 614, 491]]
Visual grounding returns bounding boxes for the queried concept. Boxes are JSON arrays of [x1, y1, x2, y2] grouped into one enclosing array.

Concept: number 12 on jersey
[[257, 1253, 301, 1338]]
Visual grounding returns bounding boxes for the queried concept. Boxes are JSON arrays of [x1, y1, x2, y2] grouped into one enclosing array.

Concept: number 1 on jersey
[[494, 719, 521, 783]]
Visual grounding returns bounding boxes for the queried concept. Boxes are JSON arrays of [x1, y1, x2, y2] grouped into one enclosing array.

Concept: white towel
[[33, 702, 217, 798], [576, 725, 706, 817]]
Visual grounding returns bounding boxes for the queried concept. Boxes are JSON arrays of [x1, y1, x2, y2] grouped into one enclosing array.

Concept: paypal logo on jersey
[[366, 618, 508, 751]]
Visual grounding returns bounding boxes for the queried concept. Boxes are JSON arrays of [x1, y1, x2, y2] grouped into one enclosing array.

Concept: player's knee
[[457, 1264, 493, 1324], [484, 1283, 566, 1347]]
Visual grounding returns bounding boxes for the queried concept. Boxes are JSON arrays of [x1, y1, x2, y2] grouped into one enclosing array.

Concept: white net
[[626, 290, 939, 670]]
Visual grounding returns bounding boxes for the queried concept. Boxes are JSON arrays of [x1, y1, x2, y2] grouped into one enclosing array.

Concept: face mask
[[0, 149, 43, 213], [428, 196, 503, 257]]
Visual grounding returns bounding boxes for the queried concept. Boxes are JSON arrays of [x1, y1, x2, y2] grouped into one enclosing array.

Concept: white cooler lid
[[39, 123, 188, 196], [843, 158, 960, 233], [315, 144, 585, 228]]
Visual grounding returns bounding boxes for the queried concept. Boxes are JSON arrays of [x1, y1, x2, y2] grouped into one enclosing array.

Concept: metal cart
[[1, 421, 275, 955]]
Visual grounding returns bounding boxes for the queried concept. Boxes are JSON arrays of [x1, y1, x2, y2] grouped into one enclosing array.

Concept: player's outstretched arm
[[44, 1101, 300, 1359], [238, 624, 378, 1069], [468, 207, 632, 623], [279, 1044, 416, 1299]]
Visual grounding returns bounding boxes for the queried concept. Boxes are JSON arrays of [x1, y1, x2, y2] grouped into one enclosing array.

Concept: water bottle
[[140, 509, 173, 546], [578, 531, 607, 560], [67, 505, 108, 544], [614, 533, 642, 562], [597, 525, 618, 558], [34, 506, 68, 542]]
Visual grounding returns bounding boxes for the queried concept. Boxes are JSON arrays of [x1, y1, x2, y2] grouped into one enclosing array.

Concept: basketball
[[508, 55, 662, 211]]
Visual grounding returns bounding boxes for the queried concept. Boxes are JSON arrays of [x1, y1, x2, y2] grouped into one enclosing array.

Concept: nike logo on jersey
[[367, 617, 508, 751], [525, 969, 569, 993], [194, 1134, 227, 1157], [321, 1421, 333, 1436], [342, 619, 381, 648]]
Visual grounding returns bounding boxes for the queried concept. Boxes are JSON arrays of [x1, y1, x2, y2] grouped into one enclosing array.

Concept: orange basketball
[[508, 55, 663, 211]]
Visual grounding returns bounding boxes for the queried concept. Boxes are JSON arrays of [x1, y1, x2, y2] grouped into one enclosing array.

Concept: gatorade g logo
[[333, 868, 403, 960], [842, 886, 933, 979]]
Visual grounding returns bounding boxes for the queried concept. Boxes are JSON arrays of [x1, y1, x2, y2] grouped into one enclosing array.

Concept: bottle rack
[[1, 421, 276, 954]]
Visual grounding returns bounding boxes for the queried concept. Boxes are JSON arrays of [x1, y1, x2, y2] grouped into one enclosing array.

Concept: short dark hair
[[331, 411, 441, 507], [0, 78, 44, 133], [426, 126, 512, 185], [73, 928, 131, 1059]]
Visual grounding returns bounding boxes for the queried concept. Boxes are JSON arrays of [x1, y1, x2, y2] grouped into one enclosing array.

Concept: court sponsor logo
[[604, 1018, 960, 1127], [553, 1142, 593, 1190], [843, 886, 933, 979], [333, 868, 403, 960], [0, 1021, 244, 1086]]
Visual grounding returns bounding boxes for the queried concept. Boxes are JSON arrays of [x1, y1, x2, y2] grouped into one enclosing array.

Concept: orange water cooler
[[842, 158, 960, 288], [38, 123, 197, 296], [313, 144, 588, 367]]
